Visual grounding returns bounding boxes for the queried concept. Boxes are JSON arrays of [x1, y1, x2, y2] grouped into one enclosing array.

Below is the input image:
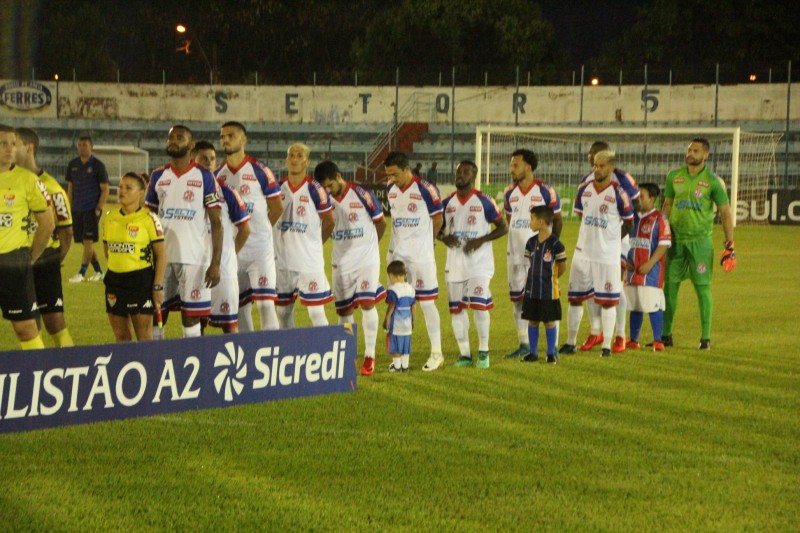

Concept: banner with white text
[[0, 325, 357, 434]]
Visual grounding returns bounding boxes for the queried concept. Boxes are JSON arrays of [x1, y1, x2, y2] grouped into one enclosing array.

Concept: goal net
[[475, 126, 782, 226]]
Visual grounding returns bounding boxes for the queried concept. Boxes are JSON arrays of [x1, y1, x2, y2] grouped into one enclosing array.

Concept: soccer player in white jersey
[[315, 160, 387, 376], [438, 160, 508, 369], [503, 149, 562, 358], [145, 125, 223, 338], [572, 141, 642, 353], [193, 141, 251, 334], [562, 150, 634, 357], [273, 143, 334, 328], [383, 151, 445, 372], [216, 121, 283, 331]]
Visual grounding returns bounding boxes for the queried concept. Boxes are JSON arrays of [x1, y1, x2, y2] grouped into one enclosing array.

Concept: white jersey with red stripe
[[442, 189, 502, 281], [504, 179, 561, 266], [205, 181, 251, 279], [215, 156, 280, 254], [145, 162, 221, 266], [386, 176, 443, 264], [330, 182, 383, 272], [573, 180, 634, 265], [274, 176, 333, 273]]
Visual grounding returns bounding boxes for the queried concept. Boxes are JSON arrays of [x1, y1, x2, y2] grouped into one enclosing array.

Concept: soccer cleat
[[579, 334, 604, 351], [627, 340, 641, 349], [699, 339, 711, 350], [600, 348, 612, 358], [546, 353, 558, 364], [611, 336, 626, 353], [68, 273, 85, 283], [661, 335, 673, 347], [504, 344, 529, 358], [558, 344, 577, 355], [360, 357, 375, 376], [388, 363, 403, 373], [422, 353, 444, 372], [476, 351, 490, 369], [522, 353, 539, 363], [87, 272, 104, 282], [652, 341, 665, 351], [452, 357, 473, 368]]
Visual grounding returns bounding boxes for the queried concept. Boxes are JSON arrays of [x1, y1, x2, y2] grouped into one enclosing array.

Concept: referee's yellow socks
[[20, 335, 45, 350], [52, 328, 75, 347]]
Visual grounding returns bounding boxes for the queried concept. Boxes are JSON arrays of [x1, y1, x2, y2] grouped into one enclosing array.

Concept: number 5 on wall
[[641, 89, 660, 112]]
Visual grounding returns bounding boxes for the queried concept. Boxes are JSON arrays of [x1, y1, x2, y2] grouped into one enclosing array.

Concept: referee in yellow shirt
[[103, 172, 166, 341], [0, 124, 55, 350]]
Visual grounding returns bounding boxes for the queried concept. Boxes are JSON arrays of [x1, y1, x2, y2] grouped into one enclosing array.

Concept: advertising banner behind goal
[[0, 325, 357, 434]]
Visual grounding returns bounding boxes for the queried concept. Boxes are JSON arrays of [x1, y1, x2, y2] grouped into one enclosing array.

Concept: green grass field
[[1, 219, 799, 531]]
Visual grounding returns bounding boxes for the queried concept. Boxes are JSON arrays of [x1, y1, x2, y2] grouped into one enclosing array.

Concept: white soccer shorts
[[624, 285, 665, 313], [163, 263, 212, 317], [332, 262, 386, 315], [276, 269, 333, 307], [447, 278, 493, 313], [567, 257, 621, 306]]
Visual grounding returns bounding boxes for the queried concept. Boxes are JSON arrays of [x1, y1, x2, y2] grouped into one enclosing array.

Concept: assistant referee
[[0, 124, 55, 350]]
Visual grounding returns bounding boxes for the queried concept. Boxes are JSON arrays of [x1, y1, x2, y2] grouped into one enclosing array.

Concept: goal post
[[475, 126, 782, 226]]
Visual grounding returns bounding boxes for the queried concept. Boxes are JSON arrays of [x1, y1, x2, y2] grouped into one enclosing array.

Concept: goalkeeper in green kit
[[662, 138, 736, 350]]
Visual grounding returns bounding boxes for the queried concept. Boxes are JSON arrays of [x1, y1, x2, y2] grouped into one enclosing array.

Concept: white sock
[[182, 323, 201, 338], [616, 290, 627, 338], [419, 300, 441, 355], [474, 309, 490, 352], [393, 356, 402, 368], [362, 307, 379, 358], [307, 305, 328, 326], [257, 300, 279, 331], [588, 299, 602, 335], [277, 303, 295, 329], [451, 311, 471, 357], [401, 354, 410, 369], [601, 306, 615, 349], [513, 300, 527, 345], [338, 314, 355, 325], [238, 303, 254, 332], [567, 305, 584, 345], [152, 326, 164, 340]]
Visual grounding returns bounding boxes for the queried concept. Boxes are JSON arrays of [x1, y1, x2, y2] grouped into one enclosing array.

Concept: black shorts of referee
[[33, 247, 65, 314], [0, 248, 40, 321], [104, 267, 157, 316]]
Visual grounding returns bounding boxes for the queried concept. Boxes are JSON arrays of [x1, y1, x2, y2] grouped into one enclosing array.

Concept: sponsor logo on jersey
[[240, 184, 251, 196], [296, 205, 306, 216], [583, 191, 592, 198], [183, 190, 195, 202], [242, 173, 256, 182], [407, 203, 418, 213], [4, 194, 14, 207], [333, 228, 364, 240], [698, 180, 709, 188], [158, 179, 172, 187], [694, 189, 703, 198], [640, 221, 653, 234], [674, 178, 685, 184], [599, 204, 609, 214], [187, 180, 202, 188], [410, 193, 422, 201], [530, 195, 543, 203], [509, 196, 519, 203], [388, 192, 397, 199], [470, 205, 482, 212], [349, 202, 362, 209], [392, 217, 420, 228], [604, 195, 615, 203], [300, 195, 309, 204], [348, 212, 358, 222], [583, 216, 608, 229], [467, 215, 477, 225], [128, 225, 139, 239], [108, 242, 135, 253], [0, 213, 13, 227]]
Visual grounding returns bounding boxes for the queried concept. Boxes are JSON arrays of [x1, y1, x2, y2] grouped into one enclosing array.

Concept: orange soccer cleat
[[360, 357, 375, 376], [611, 336, 626, 353], [579, 334, 604, 351]]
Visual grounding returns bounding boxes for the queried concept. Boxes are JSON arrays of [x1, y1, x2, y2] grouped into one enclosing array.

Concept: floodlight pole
[[177, 24, 213, 85]]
